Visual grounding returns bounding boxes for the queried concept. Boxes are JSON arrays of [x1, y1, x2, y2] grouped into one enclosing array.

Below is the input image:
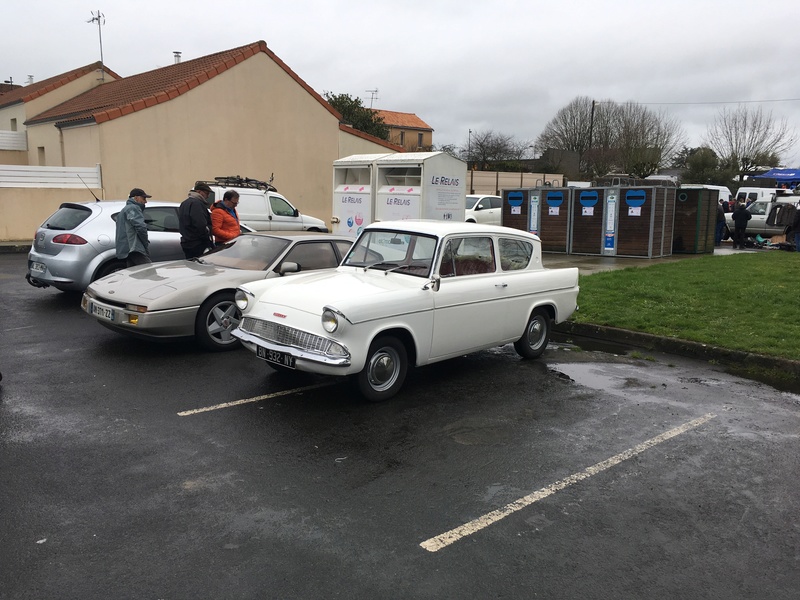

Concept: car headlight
[[322, 309, 339, 333], [235, 289, 251, 311]]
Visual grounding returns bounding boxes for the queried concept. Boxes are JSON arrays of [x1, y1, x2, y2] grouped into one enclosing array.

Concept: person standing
[[115, 187, 152, 267], [211, 190, 241, 245], [178, 182, 214, 259], [731, 202, 751, 249], [715, 200, 726, 247]]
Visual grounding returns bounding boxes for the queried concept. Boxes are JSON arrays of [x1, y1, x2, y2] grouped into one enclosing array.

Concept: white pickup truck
[[201, 176, 328, 232], [725, 195, 799, 239]]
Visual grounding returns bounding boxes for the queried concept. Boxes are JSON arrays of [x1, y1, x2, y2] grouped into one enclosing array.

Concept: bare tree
[[705, 105, 796, 179], [536, 96, 685, 177], [462, 130, 527, 170], [616, 103, 686, 178]]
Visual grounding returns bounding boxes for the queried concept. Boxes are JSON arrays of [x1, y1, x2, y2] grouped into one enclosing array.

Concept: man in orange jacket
[[211, 190, 241, 245]]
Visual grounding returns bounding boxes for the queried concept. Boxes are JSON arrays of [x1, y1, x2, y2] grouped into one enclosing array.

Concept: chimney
[[173, 51, 182, 64]]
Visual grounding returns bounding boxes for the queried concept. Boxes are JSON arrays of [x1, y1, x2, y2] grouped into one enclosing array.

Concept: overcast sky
[[5, 0, 800, 165]]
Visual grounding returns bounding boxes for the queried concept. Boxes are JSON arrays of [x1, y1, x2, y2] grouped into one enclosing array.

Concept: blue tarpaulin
[[752, 168, 800, 181]]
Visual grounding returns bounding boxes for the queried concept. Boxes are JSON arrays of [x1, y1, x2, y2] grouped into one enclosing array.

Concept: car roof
[[62, 200, 180, 210], [365, 219, 537, 238]]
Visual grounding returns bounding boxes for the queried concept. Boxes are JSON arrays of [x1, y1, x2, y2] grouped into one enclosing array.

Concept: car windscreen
[[343, 229, 436, 277], [201, 234, 291, 270], [42, 204, 93, 231]]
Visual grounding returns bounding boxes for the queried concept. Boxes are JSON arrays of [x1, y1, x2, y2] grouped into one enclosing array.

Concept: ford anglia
[[232, 220, 579, 401]]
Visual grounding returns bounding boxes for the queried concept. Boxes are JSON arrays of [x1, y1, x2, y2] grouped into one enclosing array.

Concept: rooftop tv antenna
[[87, 10, 106, 82], [366, 88, 379, 108]]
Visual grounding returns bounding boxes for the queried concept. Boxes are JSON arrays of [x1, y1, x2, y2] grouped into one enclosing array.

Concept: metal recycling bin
[[672, 187, 716, 254], [569, 187, 607, 255], [604, 186, 675, 258]]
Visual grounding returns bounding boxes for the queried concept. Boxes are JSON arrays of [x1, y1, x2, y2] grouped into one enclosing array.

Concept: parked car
[[81, 232, 353, 351], [200, 176, 329, 232], [465, 194, 502, 225], [26, 200, 187, 292], [232, 221, 579, 401]]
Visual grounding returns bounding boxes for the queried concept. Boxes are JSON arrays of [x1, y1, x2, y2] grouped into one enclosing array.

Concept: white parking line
[[177, 382, 335, 416], [420, 412, 717, 553]]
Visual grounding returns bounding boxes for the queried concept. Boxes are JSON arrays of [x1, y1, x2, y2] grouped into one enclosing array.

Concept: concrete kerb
[[553, 321, 800, 393], [0, 241, 30, 253]]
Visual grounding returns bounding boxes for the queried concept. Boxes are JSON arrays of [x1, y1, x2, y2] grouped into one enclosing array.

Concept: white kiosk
[[331, 154, 391, 237]]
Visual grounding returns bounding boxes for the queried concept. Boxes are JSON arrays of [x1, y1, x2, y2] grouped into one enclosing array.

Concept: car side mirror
[[278, 262, 300, 276], [422, 276, 440, 292], [293, 208, 299, 217]]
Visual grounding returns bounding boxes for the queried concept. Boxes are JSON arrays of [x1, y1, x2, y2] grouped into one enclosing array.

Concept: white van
[[735, 187, 790, 204], [680, 184, 732, 204], [201, 176, 328, 232]]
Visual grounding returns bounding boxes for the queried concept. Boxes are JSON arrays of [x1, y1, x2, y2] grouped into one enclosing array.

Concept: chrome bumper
[[232, 328, 351, 367]]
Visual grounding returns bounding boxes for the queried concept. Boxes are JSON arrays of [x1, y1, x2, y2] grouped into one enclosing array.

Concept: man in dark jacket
[[792, 206, 800, 252], [731, 202, 751, 249], [178, 182, 214, 259]]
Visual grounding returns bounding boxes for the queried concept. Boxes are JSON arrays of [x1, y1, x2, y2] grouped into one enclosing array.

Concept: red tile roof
[[0, 62, 121, 110], [372, 109, 433, 131], [26, 41, 341, 127]]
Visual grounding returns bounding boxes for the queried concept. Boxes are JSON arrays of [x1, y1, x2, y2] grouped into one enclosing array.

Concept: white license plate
[[90, 302, 115, 322], [30, 262, 46, 274], [257, 345, 296, 369]]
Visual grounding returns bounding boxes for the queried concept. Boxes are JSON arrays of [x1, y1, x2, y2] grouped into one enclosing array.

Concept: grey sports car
[[81, 232, 353, 351]]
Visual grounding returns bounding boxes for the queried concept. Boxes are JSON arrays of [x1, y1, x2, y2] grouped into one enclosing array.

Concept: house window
[[417, 133, 423, 147], [38, 146, 46, 165], [400, 131, 405, 146], [10, 118, 17, 131]]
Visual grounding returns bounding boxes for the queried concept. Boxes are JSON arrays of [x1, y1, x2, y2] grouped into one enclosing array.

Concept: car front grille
[[240, 317, 332, 354]]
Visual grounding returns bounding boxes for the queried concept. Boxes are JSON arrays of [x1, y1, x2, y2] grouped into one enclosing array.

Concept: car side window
[[142, 207, 180, 232], [439, 236, 496, 277], [334, 240, 353, 262], [490, 197, 502, 209], [749, 203, 767, 216], [281, 242, 339, 272], [499, 238, 532, 271], [269, 195, 296, 217]]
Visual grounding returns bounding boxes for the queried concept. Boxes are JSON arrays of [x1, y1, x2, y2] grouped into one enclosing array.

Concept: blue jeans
[[715, 221, 725, 246]]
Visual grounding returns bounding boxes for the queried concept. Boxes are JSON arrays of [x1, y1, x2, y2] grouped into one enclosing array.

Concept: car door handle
[[495, 283, 508, 288]]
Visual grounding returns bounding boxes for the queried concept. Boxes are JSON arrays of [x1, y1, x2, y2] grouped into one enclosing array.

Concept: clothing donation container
[[502, 188, 530, 232], [374, 152, 466, 223], [331, 154, 391, 237], [672, 186, 717, 254]]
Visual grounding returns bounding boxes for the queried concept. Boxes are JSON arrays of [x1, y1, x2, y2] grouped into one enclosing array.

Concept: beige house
[[1, 41, 400, 240], [373, 109, 433, 152], [0, 61, 119, 166]]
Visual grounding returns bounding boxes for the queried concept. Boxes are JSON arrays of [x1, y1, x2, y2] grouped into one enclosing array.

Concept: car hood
[[244, 267, 430, 323], [89, 260, 270, 308]]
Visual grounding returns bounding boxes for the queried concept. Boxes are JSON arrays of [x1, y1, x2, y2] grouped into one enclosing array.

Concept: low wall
[[0, 188, 103, 241]]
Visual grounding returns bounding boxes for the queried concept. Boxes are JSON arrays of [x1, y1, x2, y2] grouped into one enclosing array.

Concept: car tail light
[[52, 234, 88, 245]]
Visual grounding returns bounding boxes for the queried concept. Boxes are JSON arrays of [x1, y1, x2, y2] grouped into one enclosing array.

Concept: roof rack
[[197, 174, 277, 192]]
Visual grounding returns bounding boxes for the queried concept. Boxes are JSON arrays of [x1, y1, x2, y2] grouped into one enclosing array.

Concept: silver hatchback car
[[26, 200, 186, 292]]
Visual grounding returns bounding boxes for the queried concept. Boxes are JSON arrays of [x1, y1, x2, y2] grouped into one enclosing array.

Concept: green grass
[[570, 251, 800, 361]]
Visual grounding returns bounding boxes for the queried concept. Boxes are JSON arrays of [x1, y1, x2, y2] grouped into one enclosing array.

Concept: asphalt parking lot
[[1, 251, 799, 599]]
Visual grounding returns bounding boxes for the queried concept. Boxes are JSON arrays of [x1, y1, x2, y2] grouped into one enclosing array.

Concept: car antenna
[[77, 174, 101, 202]]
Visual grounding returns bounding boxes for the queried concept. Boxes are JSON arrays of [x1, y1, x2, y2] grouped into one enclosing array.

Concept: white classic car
[[232, 221, 580, 401]]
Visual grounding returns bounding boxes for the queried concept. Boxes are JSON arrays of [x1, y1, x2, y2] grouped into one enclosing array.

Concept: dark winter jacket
[[731, 205, 752, 229], [178, 192, 213, 248]]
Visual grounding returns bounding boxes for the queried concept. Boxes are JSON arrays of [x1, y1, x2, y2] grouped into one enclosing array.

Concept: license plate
[[90, 302, 115, 322], [30, 262, 46, 274], [257, 345, 296, 369]]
